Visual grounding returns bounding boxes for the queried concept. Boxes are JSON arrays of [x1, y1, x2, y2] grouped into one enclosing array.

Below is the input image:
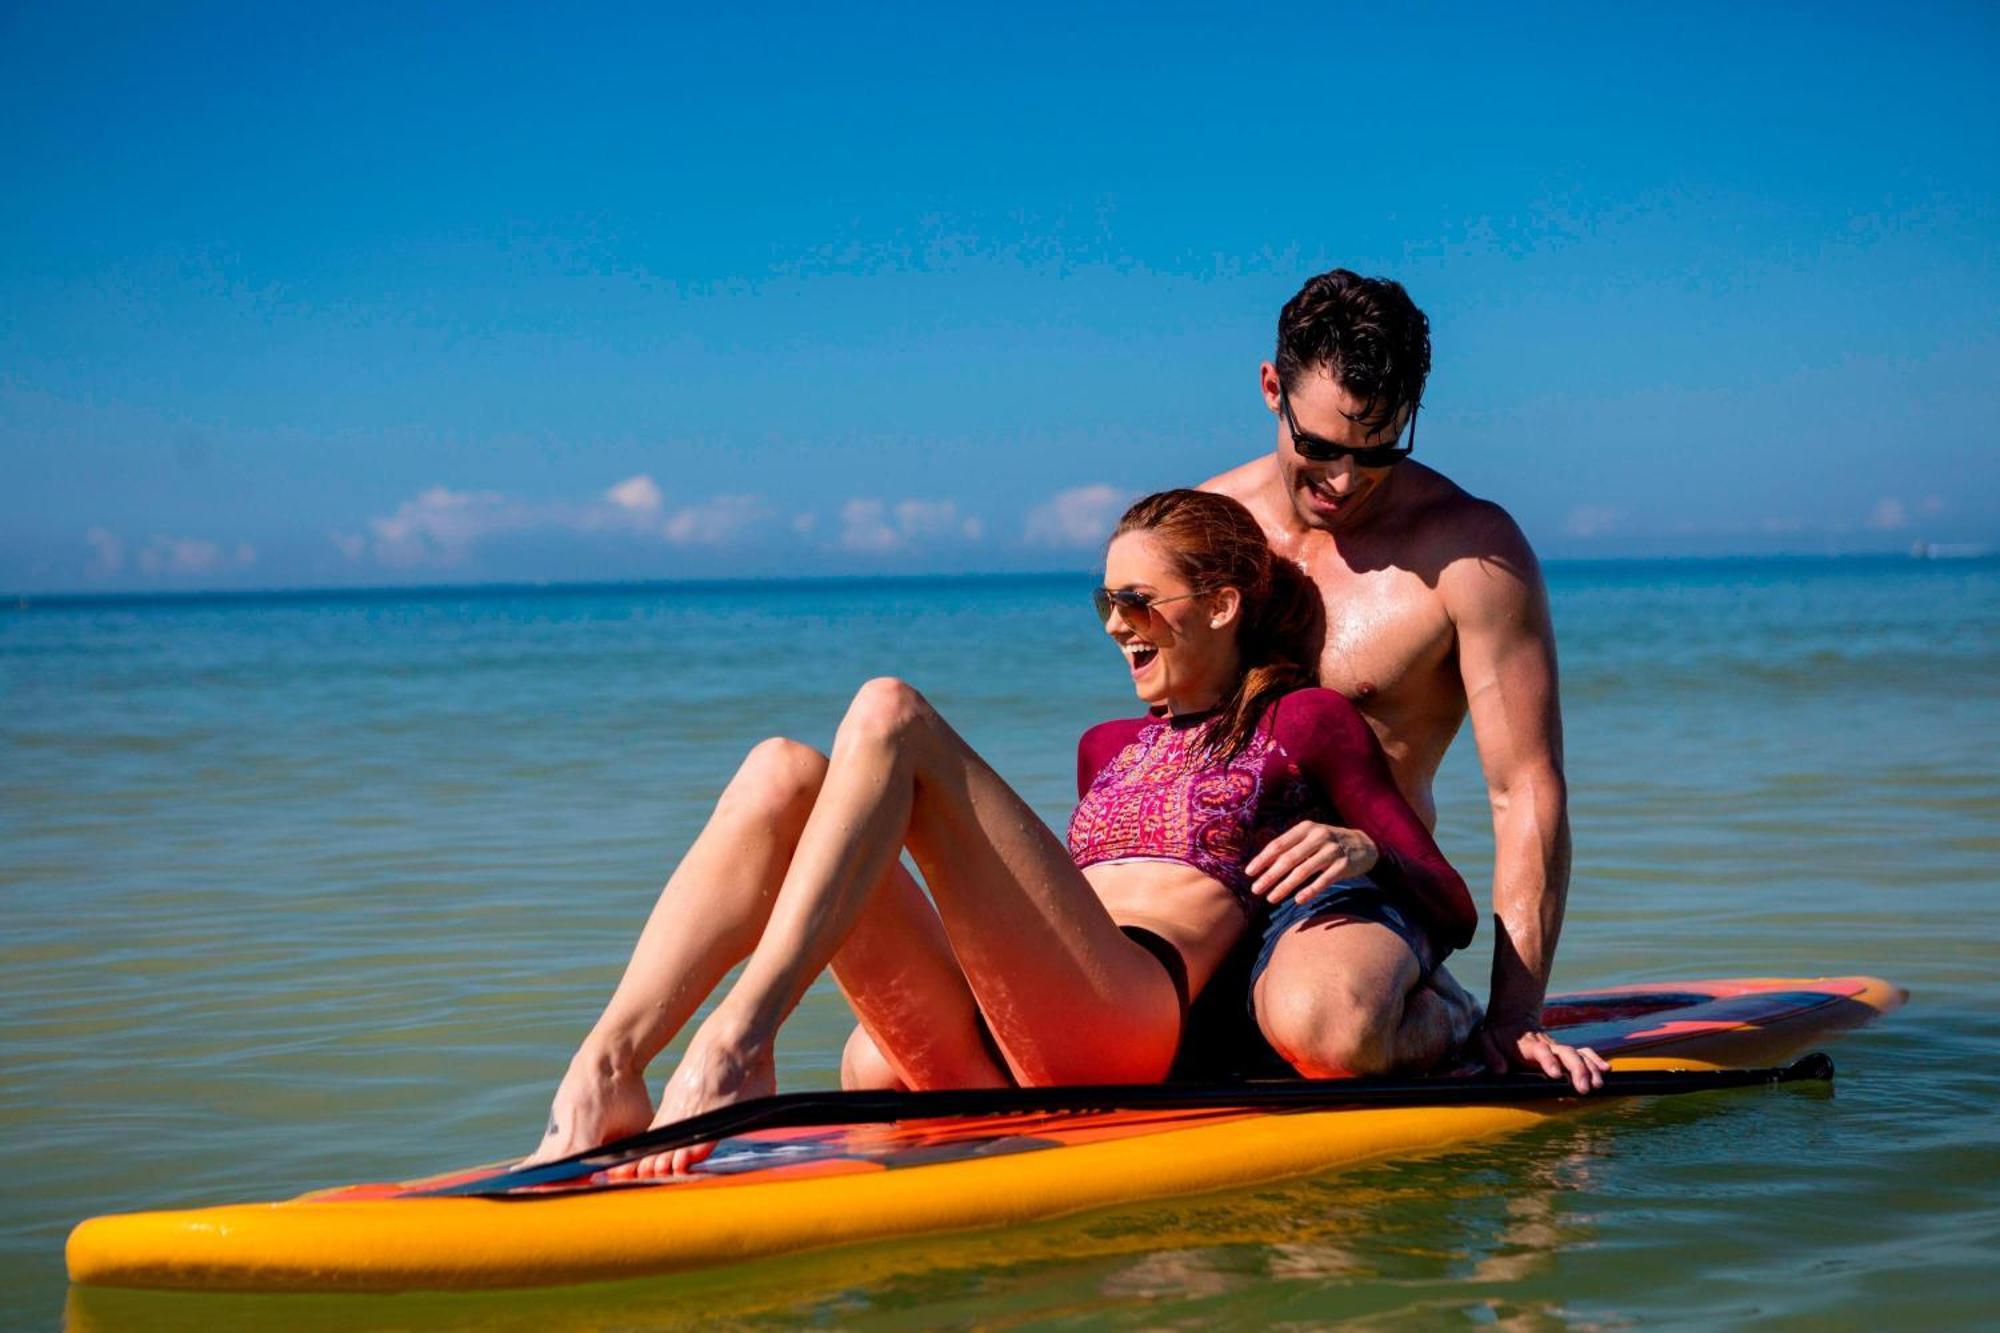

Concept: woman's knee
[[717, 737, 827, 828], [837, 677, 932, 747]]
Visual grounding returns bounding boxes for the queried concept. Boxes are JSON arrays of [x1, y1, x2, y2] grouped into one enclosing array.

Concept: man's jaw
[[1296, 471, 1374, 527]]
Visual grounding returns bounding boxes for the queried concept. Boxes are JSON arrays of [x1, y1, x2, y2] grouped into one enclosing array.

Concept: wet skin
[[525, 536, 1276, 1176], [1204, 362, 1607, 1091]]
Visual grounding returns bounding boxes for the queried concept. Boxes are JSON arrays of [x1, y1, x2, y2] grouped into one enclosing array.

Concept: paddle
[[418, 1052, 1833, 1197]]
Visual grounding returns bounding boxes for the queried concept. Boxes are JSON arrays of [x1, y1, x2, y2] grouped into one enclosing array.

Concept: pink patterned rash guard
[[1065, 687, 1477, 950]]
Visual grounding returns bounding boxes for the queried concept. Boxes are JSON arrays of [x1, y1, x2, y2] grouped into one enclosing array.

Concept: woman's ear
[[1208, 586, 1243, 630]]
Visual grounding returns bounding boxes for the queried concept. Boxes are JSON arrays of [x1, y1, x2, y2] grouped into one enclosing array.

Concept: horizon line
[[9, 548, 1992, 611]]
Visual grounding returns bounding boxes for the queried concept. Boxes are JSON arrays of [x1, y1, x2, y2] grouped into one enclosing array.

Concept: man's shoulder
[[1198, 455, 1278, 504], [1391, 471, 1544, 625], [1391, 464, 1511, 535], [1393, 467, 1539, 573]]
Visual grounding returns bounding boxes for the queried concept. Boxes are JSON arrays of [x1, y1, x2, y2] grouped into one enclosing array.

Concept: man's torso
[[1203, 456, 1481, 827]]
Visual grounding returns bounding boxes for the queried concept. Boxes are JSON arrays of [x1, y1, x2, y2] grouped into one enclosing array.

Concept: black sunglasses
[[1279, 385, 1418, 467], [1093, 586, 1209, 623]]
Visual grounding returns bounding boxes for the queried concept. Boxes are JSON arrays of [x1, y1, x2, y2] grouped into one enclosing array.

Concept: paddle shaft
[[419, 1053, 1833, 1197]]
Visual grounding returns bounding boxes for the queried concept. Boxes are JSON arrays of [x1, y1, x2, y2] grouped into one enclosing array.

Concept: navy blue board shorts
[[1172, 877, 1447, 1080]]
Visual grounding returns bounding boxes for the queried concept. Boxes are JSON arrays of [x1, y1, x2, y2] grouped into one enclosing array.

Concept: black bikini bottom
[[970, 924, 1192, 1079], [1117, 923, 1192, 1016]]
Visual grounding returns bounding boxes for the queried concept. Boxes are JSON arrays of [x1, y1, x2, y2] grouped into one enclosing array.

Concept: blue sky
[[3, 2, 1995, 592]]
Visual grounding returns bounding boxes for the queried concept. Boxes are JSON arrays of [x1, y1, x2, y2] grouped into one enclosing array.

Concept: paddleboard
[[66, 974, 1903, 1292]]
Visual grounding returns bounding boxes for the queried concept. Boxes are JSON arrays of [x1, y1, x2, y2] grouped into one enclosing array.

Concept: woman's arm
[[1277, 689, 1479, 949], [1076, 718, 1143, 799]]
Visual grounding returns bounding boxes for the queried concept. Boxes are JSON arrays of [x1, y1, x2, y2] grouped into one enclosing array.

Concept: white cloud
[[1562, 505, 1620, 539], [1024, 484, 1128, 548], [84, 526, 125, 576], [341, 480, 987, 569], [134, 535, 257, 577], [663, 494, 773, 546], [839, 498, 982, 552], [839, 499, 900, 552], [1866, 497, 1908, 531], [365, 486, 528, 568], [82, 526, 257, 579], [340, 479, 797, 568], [895, 499, 981, 541], [605, 474, 664, 515]]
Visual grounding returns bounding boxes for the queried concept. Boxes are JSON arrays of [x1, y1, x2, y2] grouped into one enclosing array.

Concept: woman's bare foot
[[521, 1052, 656, 1166], [605, 1023, 778, 1180]]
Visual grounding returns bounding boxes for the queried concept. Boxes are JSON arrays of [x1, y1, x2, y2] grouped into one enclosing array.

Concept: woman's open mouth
[[1124, 643, 1159, 677]]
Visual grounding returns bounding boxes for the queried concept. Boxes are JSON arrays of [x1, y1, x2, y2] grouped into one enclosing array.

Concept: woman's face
[[1100, 531, 1242, 714]]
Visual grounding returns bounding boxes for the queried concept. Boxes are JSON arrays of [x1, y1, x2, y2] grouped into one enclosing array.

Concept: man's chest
[[1305, 563, 1456, 707]]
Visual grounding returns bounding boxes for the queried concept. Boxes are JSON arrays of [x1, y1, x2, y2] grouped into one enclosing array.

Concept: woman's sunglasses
[[1093, 587, 1208, 623], [1279, 385, 1418, 467]]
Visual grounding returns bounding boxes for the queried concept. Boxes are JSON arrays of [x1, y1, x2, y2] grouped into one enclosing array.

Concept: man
[[1200, 269, 1605, 1092]]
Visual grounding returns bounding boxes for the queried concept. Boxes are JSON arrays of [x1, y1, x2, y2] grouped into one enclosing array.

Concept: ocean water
[[4, 557, 1996, 1330]]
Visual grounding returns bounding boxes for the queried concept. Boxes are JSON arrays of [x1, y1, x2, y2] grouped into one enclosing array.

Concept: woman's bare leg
[[826, 862, 1013, 1092], [651, 678, 1181, 1172], [840, 1024, 905, 1091], [603, 857, 1014, 1180], [533, 732, 1011, 1172], [524, 737, 829, 1164]]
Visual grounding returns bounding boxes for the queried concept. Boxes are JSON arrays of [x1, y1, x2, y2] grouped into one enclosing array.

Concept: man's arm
[[1439, 504, 1605, 1092]]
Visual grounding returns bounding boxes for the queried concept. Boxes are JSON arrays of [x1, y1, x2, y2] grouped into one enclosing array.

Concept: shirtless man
[[1200, 269, 1607, 1093]]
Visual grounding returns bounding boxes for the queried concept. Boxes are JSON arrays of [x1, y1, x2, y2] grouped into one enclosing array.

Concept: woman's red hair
[[1111, 489, 1324, 758]]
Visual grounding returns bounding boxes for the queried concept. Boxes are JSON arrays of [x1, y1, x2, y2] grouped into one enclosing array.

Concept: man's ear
[[1258, 362, 1283, 412], [1208, 586, 1243, 629]]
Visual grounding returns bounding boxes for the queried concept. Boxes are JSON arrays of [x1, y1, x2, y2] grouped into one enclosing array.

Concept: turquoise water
[[5, 558, 1997, 1329]]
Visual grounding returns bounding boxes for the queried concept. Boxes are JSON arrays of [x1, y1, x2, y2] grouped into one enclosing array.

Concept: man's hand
[[1477, 1011, 1610, 1094], [1247, 821, 1379, 905]]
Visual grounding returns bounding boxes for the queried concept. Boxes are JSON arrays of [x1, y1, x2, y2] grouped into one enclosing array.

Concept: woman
[[526, 489, 1479, 1177]]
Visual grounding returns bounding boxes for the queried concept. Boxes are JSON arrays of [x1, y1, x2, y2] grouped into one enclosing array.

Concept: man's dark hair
[[1275, 269, 1432, 431]]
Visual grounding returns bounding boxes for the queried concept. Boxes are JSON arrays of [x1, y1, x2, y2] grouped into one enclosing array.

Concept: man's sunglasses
[[1093, 587, 1209, 623], [1279, 385, 1419, 467]]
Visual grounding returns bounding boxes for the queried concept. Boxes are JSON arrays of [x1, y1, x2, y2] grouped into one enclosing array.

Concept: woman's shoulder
[[1269, 684, 1362, 718], [1266, 686, 1370, 741], [1078, 713, 1153, 748]]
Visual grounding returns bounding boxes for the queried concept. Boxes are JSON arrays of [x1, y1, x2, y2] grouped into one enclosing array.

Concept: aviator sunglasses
[[1279, 385, 1419, 467], [1093, 586, 1210, 624]]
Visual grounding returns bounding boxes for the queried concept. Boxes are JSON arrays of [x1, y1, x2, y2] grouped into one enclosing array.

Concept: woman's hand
[[1246, 820, 1380, 905]]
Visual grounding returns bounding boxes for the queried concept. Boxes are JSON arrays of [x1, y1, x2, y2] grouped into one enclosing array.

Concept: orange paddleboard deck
[[66, 975, 1904, 1293]]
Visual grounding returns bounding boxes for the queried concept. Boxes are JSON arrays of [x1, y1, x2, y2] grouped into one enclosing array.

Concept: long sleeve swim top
[[1066, 687, 1477, 950]]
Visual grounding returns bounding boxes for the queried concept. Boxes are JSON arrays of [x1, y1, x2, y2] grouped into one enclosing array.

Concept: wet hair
[[1275, 269, 1432, 433], [1111, 489, 1323, 760]]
